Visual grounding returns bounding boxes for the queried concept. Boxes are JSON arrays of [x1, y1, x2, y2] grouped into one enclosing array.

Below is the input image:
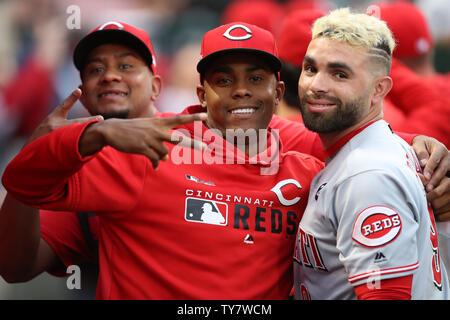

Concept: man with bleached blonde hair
[[293, 8, 449, 300]]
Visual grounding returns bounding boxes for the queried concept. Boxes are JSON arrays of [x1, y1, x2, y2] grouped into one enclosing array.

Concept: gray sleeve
[[332, 169, 421, 287]]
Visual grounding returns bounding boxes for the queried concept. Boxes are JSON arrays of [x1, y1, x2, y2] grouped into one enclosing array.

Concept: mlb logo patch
[[185, 197, 228, 226]]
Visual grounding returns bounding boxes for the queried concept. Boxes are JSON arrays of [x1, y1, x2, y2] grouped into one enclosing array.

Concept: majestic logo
[[244, 234, 254, 244], [352, 206, 402, 248], [98, 21, 124, 30], [223, 24, 253, 41], [270, 179, 302, 206], [185, 197, 227, 226], [374, 251, 387, 263]]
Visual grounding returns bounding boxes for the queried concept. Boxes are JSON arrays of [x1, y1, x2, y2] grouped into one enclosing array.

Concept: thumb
[[68, 115, 104, 125]]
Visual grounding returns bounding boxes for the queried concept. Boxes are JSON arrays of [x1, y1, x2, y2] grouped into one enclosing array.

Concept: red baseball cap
[[277, 9, 324, 67], [378, 1, 433, 59], [197, 22, 281, 77], [73, 21, 157, 74]]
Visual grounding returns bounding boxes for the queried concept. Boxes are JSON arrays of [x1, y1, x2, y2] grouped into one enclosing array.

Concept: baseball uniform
[[3, 105, 324, 299], [37, 107, 417, 280], [293, 120, 449, 299]]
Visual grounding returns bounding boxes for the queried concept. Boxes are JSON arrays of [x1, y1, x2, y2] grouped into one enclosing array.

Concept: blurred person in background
[[221, 0, 285, 35], [156, 41, 203, 113], [0, 0, 68, 201], [380, 0, 450, 87], [377, 1, 450, 147]]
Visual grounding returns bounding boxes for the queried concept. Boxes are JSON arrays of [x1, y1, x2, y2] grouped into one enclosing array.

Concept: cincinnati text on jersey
[[185, 188, 299, 235]]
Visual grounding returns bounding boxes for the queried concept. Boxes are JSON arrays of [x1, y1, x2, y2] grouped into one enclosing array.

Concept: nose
[[232, 78, 252, 99], [304, 71, 329, 95], [100, 67, 121, 83]]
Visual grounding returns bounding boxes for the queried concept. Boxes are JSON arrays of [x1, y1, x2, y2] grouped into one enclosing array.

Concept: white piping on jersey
[[348, 261, 419, 284]]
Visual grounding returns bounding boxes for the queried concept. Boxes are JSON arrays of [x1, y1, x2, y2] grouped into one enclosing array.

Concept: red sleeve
[[354, 275, 413, 300], [2, 120, 147, 213], [40, 210, 98, 276], [270, 115, 327, 161], [394, 132, 416, 145], [387, 59, 450, 147]]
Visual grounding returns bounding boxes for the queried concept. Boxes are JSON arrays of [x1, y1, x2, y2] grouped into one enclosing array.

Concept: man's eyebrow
[[210, 66, 233, 74], [327, 62, 354, 74], [303, 56, 354, 74], [115, 52, 139, 59], [303, 56, 315, 65], [246, 65, 269, 72], [208, 64, 270, 76], [85, 52, 138, 64], [85, 57, 104, 65]]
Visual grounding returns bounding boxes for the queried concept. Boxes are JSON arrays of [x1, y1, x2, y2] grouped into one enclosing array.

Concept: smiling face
[[79, 43, 161, 119], [197, 52, 284, 136], [298, 37, 374, 133]]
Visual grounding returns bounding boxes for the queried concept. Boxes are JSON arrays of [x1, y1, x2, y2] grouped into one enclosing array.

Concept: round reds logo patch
[[352, 206, 402, 248]]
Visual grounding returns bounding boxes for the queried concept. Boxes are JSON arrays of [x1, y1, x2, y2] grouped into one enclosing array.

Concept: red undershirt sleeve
[[354, 275, 413, 300]]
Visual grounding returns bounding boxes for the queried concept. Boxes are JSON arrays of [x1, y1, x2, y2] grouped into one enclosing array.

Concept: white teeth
[[311, 103, 333, 107], [230, 108, 256, 114], [100, 92, 126, 97]]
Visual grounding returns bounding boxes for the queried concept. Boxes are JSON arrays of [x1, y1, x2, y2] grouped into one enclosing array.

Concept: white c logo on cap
[[99, 21, 124, 30], [223, 24, 252, 41]]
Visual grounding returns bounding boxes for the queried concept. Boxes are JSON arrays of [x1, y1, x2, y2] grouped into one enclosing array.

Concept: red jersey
[[3, 106, 324, 299]]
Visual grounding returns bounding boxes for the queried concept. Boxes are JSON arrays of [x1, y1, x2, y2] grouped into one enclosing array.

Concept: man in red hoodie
[[0, 21, 448, 299]]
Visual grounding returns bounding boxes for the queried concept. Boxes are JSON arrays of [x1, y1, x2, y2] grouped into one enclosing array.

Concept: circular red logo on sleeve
[[352, 206, 402, 248]]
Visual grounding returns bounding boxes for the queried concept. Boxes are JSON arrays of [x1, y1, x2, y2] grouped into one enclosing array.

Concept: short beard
[[299, 93, 367, 133], [99, 110, 130, 120]]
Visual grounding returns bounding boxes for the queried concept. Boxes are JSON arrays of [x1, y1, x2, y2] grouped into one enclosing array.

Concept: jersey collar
[[324, 121, 377, 158]]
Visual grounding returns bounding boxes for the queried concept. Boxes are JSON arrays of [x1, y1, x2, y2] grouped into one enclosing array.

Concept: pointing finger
[[54, 89, 82, 118], [162, 113, 207, 128], [170, 130, 207, 151]]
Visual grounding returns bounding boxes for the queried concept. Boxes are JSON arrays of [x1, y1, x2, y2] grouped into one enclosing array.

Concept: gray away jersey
[[293, 120, 449, 300]]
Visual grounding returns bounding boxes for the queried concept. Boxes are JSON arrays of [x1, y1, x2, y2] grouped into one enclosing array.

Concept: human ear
[[196, 84, 207, 108], [150, 75, 162, 102], [371, 76, 392, 106], [275, 80, 285, 105]]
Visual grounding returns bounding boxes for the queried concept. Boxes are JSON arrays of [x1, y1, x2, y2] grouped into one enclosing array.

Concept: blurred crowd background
[[0, 0, 449, 299]]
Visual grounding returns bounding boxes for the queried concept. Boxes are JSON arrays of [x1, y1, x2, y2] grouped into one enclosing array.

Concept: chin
[[100, 110, 130, 120]]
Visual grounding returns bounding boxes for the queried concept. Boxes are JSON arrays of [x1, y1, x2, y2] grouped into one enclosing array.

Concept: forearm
[[0, 194, 41, 282], [78, 121, 107, 157], [2, 121, 99, 207]]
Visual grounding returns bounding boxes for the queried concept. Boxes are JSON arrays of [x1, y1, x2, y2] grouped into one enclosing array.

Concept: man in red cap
[[1, 21, 449, 299], [0, 20, 204, 287], [1, 21, 326, 299]]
